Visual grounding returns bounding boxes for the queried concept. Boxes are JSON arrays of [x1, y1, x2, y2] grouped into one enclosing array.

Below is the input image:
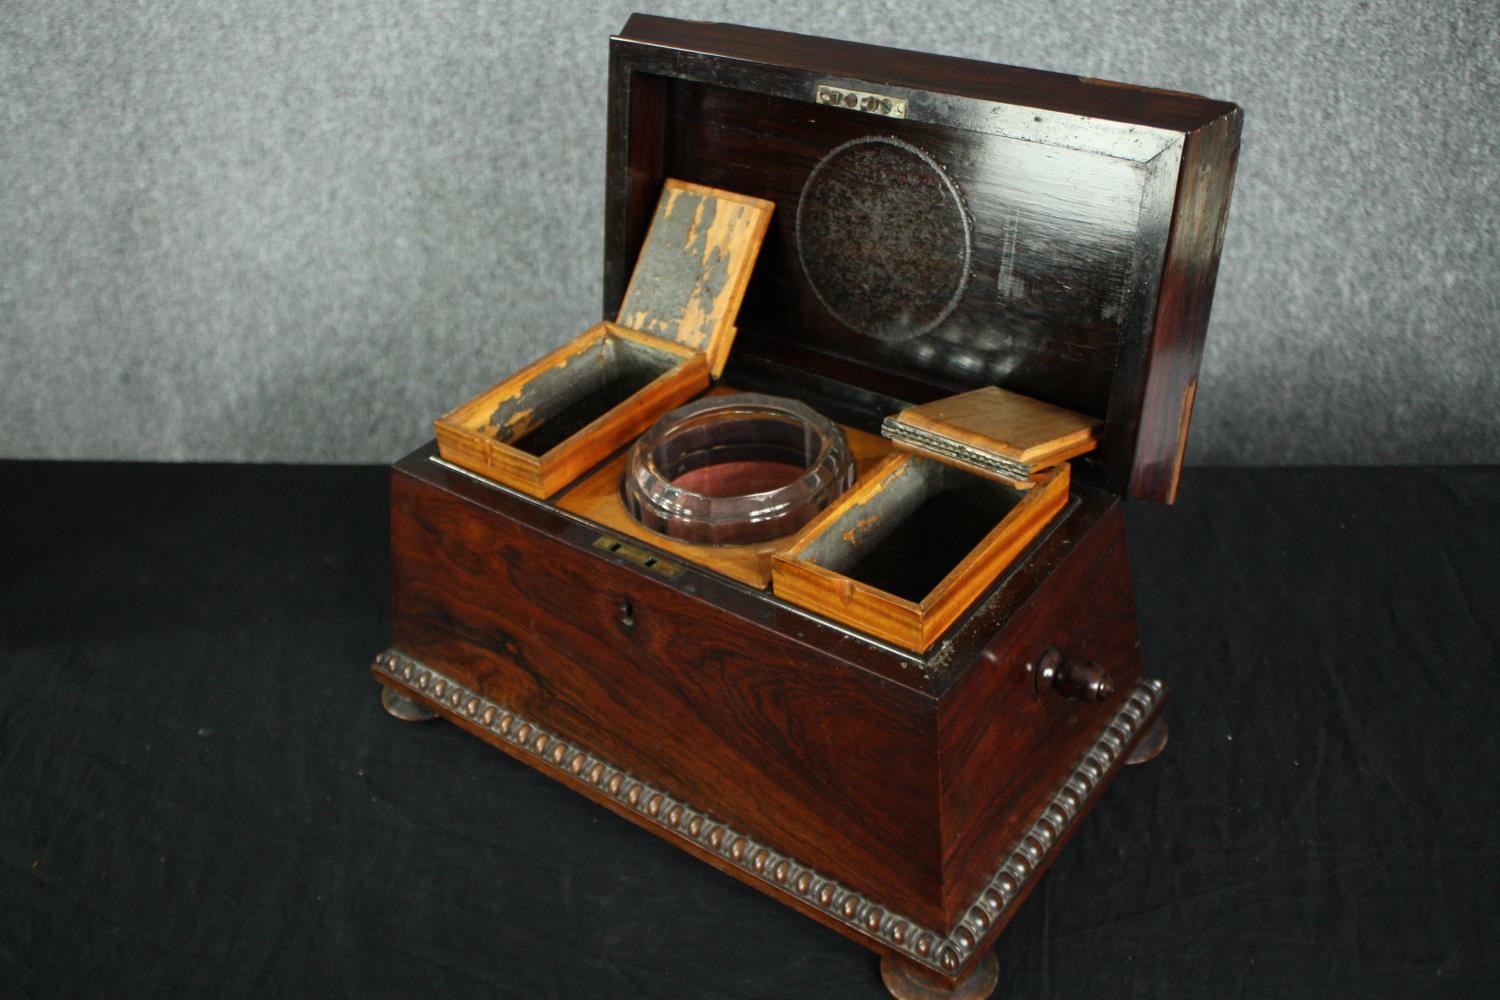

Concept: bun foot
[[880, 952, 998, 1000], [1125, 717, 1168, 766], [380, 684, 438, 722]]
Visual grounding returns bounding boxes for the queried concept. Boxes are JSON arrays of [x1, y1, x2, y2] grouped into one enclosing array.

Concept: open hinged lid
[[604, 15, 1241, 504], [615, 178, 774, 377]]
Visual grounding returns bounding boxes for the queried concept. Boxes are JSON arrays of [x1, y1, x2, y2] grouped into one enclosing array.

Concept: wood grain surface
[[390, 445, 1143, 946], [392, 461, 954, 926], [933, 502, 1144, 924], [1123, 109, 1243, 503]]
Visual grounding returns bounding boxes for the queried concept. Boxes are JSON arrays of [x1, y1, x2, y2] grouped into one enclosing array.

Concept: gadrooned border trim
[[374, 648, 1164, 976]]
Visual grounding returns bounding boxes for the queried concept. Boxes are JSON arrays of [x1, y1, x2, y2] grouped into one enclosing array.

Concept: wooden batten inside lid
[[615, 179, 774, 377], [881, 386, 1102, 489]]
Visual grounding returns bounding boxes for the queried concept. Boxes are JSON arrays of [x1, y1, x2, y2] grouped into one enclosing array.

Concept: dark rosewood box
[[373, 15, 1240, 997]]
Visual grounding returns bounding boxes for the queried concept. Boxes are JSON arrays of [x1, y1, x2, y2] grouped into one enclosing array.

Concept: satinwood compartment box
[[774, 385, 1104, 652], [375, 15, 1241, 998], [434, 179, 773, 499], [773, 458, 1072, 652]]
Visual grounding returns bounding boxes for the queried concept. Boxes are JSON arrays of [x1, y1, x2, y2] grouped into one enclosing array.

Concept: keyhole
[[618, 599, 635, 628]]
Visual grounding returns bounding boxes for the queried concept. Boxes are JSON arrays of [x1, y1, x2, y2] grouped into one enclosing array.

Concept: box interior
[[486, 333, 684, 457], [611, 78, 1182, 426], [793, 459, 1022, 604], [553, 392, 897, 591]]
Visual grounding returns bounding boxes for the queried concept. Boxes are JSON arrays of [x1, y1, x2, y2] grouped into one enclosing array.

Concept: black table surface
[[2, 459, 1497, 998]]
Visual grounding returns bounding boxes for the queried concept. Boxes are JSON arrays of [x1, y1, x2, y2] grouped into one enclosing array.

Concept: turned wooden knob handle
[[1034, 648, 1114, 702]]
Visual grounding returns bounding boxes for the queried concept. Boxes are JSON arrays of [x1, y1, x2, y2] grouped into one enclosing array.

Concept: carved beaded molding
[[374, 649, 1164, 976]]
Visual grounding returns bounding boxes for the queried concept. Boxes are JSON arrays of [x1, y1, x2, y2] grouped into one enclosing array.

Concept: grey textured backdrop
[[2, 1, 1496, 465]]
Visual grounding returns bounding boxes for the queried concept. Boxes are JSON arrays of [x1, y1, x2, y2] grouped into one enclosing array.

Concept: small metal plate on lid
[[814, 84, 906, 118]]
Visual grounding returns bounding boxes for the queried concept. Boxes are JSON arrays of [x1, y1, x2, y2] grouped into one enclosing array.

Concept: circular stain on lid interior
[[795, 136, 972, 341]]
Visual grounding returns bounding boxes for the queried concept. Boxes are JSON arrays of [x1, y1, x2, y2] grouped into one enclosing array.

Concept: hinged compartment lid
[[881, 386, 1102, 488], [605, 15, 1242, 504], [615, 178, 773, 378]]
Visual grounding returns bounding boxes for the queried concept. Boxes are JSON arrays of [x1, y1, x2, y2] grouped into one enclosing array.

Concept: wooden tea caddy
[[373, 15, 1240, 998]]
